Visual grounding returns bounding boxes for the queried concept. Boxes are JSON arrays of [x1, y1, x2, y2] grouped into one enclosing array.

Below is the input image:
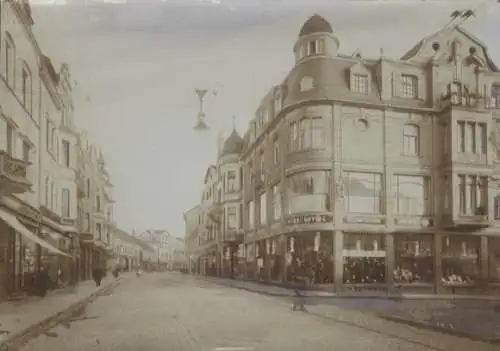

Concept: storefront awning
[[41, 229, 64, 241], [0, 208, 71, 257]]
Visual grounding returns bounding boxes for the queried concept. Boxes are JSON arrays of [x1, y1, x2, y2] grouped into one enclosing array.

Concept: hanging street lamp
[[193, 88, 210, 131]]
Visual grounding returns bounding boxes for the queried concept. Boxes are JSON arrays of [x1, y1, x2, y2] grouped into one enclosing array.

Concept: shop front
[[0, 206, 70, 298], [282, 213, 334, 285], [79, 233, 94, 281], [393, 233, 434, 293]]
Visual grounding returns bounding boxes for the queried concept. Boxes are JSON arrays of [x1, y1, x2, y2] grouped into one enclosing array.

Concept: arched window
[[402, 124, 420, 156], [4, 32, 15, 86]]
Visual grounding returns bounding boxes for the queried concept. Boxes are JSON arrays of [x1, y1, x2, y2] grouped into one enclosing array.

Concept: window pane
[[393, 175, 429, 215], [344, 172, 382, 214], [287, 171, 330, 214]]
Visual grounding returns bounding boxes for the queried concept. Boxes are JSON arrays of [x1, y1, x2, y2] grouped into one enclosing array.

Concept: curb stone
[[378, 314, 500, 345], [208, 278, 500, 345], [0, 278, 122, 351]]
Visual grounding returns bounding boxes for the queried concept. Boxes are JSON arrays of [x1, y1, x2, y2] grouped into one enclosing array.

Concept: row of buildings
[[184, 14, 500, 295], [0, 0, 155, 299]]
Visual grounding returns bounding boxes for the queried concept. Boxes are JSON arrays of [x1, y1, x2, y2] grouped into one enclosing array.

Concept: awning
[[0, 208, 71, 257], [41, 229, 63, 241]]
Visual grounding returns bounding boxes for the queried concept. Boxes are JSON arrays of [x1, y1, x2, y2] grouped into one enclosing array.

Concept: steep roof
[[221, 129, 244, 156], [299, 14, 333, 37]]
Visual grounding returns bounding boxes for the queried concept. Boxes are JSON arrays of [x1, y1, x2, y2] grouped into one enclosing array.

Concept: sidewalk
[[203, 276, 500, 300], [0, 273, 129, 350], [203, 276, 500, 345]]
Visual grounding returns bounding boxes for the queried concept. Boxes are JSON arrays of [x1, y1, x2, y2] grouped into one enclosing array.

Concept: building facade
[[0, 1, 123, 299], [110, 227, 142, 272], [133, 229, 170, 268], [183, 204, 199, 274], [0, 0, 77, 298], [75, 135, 115, 278], [188, 14, 500, 295]]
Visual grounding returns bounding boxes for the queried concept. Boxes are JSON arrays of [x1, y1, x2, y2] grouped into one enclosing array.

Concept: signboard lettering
[[286, 214, 333, 226]]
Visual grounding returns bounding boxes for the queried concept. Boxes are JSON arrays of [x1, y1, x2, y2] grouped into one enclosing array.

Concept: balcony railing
[[0, 150, 31, 194], [440, 91, 500, 110]]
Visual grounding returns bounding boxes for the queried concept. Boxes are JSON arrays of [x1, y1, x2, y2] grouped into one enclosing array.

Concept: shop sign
[[286, 214, 333, 226]]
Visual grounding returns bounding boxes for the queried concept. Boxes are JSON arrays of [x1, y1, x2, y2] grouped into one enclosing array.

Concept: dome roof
[[221, 129, 244, 156], [299, 14, 333, 37]]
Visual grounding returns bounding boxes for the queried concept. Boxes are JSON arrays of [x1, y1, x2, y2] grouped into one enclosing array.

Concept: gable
[[203, 165, 216, 184], [401, 26, 499, 72]]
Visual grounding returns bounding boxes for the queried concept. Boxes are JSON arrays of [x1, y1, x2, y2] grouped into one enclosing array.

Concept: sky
[[27, 0, 500, 235]]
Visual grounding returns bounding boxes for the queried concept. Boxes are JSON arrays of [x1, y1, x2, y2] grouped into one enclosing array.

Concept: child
[[291, 288, 307, 311]]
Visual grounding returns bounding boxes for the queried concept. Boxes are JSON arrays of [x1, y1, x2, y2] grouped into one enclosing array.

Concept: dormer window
[[401, 74, 418, 98], [491, 83, 500, 109], [351, 73, 368, 95]]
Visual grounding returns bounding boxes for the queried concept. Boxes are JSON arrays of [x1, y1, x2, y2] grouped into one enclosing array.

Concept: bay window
[[289, 116, 325, 152], [227, 206, 237, 229], [287, 171, 330, 214], [458, 175, 488, 215], [344, 171, 383, 214], [392, 175, 431, 216], [226, 171, 237, 192]]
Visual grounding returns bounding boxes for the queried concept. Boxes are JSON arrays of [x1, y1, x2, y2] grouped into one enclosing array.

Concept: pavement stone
[[18, 272, 499, 351], [202, 276, 500, 344], [0, 273, 131, 350]]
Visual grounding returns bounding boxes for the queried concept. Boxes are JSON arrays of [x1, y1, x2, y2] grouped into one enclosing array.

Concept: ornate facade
[[188, 14, 500, 294], [0, 1, 119, 298]]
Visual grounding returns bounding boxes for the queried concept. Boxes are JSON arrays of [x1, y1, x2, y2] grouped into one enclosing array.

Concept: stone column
[[433, 233, 444, 294], [333, 230, 343, 293], [385, 233, 395, 292]]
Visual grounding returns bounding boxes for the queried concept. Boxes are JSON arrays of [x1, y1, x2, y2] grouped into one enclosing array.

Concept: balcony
[[442, 209, 491, 230], [0, 151, 31, 194], [223, 229, 244, 244]]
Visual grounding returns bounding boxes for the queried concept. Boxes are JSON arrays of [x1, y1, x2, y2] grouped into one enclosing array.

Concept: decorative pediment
[[401, 26, 499, 72]]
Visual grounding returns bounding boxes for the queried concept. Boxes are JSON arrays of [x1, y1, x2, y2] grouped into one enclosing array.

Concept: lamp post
[[193, 88, 210, 131]]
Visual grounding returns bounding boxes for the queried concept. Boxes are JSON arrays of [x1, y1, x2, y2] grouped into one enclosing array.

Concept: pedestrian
[[92, 266, 104, 287], [36, 264, 49, 297]]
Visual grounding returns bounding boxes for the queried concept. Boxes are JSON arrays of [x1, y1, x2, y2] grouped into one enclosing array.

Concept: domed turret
[[299, 14, 333, 37], [293, 14, 339, 63], [221, 129, 244, 157]]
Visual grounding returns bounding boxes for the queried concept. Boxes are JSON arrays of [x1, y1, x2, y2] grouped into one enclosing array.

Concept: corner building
[[239, 15, 500, 294]]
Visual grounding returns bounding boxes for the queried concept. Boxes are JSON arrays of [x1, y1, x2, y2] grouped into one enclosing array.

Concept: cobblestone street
[[18, 273, 498, 351]]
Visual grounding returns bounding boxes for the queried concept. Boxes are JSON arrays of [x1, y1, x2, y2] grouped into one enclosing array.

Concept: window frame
[[401, 74, 419, 98]]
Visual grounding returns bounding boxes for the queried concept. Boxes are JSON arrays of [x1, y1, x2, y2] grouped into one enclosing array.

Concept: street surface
[[20, 273, 497, 351]]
